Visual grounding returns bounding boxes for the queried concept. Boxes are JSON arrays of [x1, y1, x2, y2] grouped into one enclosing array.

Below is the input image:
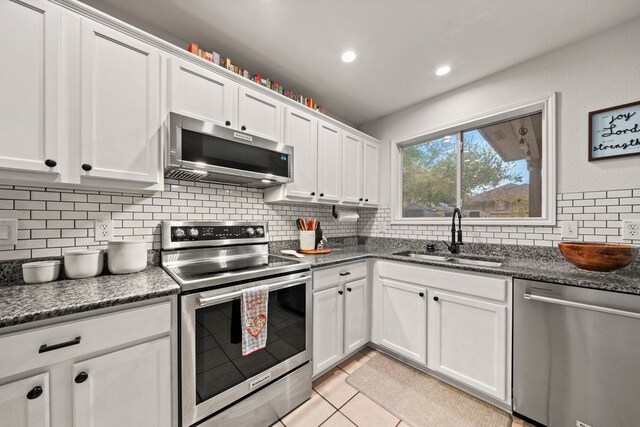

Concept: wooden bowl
[[558, 242, 639, 272]]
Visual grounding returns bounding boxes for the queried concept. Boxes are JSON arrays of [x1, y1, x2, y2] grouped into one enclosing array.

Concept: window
[[394, 94, 555, 225]]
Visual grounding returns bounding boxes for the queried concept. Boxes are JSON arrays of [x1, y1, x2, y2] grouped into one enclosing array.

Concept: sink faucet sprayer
[[443, 208, 463, 254]]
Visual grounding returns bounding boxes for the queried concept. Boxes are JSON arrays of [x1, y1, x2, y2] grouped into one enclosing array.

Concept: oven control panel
[[169, 224, 266, 243]]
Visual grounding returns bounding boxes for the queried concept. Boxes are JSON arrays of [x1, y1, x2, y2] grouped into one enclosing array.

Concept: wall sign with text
[[589, 100, 640, 161]]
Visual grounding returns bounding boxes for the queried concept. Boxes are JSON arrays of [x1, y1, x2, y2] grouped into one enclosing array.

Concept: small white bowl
[[64, 249, 104, 279], [22, 260, 61, 284], [107, 240, 147, 274]]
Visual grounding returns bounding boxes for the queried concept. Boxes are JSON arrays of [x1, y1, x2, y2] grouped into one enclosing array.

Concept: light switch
[[0, 219, 18, 246]]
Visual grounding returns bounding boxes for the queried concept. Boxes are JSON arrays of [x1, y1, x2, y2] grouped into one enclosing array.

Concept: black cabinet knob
[[319, 193, 324, 197], [311, 192, 316, 196], [75, 372, 89, 384], [26, 386, 43, 400], [241, 125, 247, 131], [44, 159, 57, 167], [225, 120, 231, 126], [338, 290, 344, 295], [81, 164, 92, 172], [433, 296, 439, 301], [347, 287, 352, 292], [365, 199, 369, 202], [419, 292, 425, 298], [359, 198, 363, 201]]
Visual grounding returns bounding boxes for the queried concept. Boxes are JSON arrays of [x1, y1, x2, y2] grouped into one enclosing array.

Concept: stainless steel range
[[161, 221, 312, 427]]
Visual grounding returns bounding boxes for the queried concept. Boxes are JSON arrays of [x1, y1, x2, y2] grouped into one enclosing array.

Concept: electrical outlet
[[561, 221, 578, 239], [94, 219, 113, 241], [622, 220, 640, 240]]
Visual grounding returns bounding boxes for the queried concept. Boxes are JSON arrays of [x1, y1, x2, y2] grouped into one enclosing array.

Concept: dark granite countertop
[[0, 267, 180, 329], [280, 244, 640, 295]]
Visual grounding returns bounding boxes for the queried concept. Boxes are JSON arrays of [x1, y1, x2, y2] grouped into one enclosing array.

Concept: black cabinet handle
[[347, 287, 352, 292], [39, 336, 81, 353], [419, 292, 425, 298], [339, 272, 351, 276], [75, 372, 89, 384], [241, 125, 247, 131], [225, 120, 231, 126], [319, 193, 324, 197], [365, 199, 369, 202], [81, 164, 92, 172], [359, 198, 363, 202], [338, 290, 344, 295], [433, 296, 439, 301], [311, 192, 316, 196], [26, 386, 43, 400], [44, 159, 57, 167]]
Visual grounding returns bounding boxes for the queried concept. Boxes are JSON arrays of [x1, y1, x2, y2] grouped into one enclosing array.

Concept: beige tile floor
[[272, 347, 534, 427]]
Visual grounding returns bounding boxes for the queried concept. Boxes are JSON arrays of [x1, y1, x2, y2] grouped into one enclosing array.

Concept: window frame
[[391, 93, 556, 226]]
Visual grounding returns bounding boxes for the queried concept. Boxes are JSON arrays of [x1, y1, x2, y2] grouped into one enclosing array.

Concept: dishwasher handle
[[524, 292, 640, 319]]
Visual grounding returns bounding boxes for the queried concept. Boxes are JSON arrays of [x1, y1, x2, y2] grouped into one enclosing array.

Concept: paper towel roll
[[334, 210, 359, 222]]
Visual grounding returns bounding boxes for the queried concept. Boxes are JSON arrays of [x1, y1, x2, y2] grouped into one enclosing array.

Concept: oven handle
[[197, 275, 312, 307]]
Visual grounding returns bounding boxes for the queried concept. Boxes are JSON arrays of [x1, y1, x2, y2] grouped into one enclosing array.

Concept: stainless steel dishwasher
[[513, 278, 640, 427]]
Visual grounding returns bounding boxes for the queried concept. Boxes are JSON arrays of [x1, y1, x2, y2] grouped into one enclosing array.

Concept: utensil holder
[[299, 231, 316, 250]]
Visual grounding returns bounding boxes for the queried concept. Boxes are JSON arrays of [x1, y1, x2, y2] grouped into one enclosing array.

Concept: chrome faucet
[[443, 208, 463, 254]]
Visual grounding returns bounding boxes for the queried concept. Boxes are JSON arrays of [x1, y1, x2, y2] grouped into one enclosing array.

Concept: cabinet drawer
[[313, 262, 367, 291], [0, 301, 171, 379], [377, 261, 508, 302]]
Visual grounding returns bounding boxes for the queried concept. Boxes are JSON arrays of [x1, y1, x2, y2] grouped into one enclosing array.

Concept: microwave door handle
[[198, 275, 312, 307], [524, 292, 640, 319]]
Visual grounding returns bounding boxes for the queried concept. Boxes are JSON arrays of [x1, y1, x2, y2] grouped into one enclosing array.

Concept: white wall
[[362, 18, 640, 205]]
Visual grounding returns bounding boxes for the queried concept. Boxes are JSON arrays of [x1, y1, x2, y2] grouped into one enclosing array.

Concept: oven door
[[180, 271, 312, 426]]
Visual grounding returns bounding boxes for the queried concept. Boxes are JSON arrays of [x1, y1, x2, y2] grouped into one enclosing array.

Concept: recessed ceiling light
[[341, 51, 356, 63], [436, 65, 451, 76]]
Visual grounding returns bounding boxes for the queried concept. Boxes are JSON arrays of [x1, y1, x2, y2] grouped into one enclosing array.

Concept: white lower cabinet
[[73, 337, 171, 427], [0, 299, 175, 426], [312, 263, 369, 376], [0, 373, 50, 427], [373, 260, 511, 404], [378, 279, 427, 365], [428, 290, 507, 400]]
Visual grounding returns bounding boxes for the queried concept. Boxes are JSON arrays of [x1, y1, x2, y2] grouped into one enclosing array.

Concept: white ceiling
[[80, 0, 640, 126]]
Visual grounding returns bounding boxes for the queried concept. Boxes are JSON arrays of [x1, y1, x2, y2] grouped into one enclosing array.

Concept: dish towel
[[241, 285, 269, 356]]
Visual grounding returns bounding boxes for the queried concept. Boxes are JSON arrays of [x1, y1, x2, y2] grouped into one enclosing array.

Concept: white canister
[[64, 249, 104, 279], [22, 260, 61, 284], [107, 240, 147, 274], [299, 231, 316, 251]]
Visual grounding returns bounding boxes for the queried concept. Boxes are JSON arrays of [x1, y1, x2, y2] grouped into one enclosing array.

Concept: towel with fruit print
[[241, 285, 269, 356]]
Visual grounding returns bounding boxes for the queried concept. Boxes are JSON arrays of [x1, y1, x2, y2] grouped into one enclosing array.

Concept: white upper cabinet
[[238, 86, 283, 142], [0, 0, 60, 177], [169, 57, 237, 127], [0, 373, 49, 427], [80, 19, 161, 184], [341, 132, 363, 205], [282, 108, 318, 200], [363, 140, 380, 206], [317, 121, 342, 203]]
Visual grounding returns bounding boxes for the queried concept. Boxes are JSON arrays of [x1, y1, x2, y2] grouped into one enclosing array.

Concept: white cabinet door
[[238, 86, 283, 141], [0, 0, 59, 175], [312, 285, 344, 376], [0, 372, 49, 427], [343, 278, 368, 355], [80, 19, 161, 184], [341, 132, 363, 205], [284, 108, 317, 200], [169, 58, 237, 126], [379, 279, 427, 365], [363, 140, 379, 206], [72, 337, 171, 427], [428, 290, 507, 400], [317, 121, 342, 203]]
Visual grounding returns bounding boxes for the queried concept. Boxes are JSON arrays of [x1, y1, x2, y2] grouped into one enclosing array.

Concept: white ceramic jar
[[64, 249, 104, 279], [107, 240, 147, 274], [22, 260, 61, 284]]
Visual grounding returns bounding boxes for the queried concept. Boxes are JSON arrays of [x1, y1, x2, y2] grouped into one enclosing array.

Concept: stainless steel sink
[[393, 251, 503, 267]]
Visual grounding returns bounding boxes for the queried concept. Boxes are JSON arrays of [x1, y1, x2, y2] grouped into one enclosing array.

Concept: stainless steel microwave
[[165, 113, 294, 188]]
